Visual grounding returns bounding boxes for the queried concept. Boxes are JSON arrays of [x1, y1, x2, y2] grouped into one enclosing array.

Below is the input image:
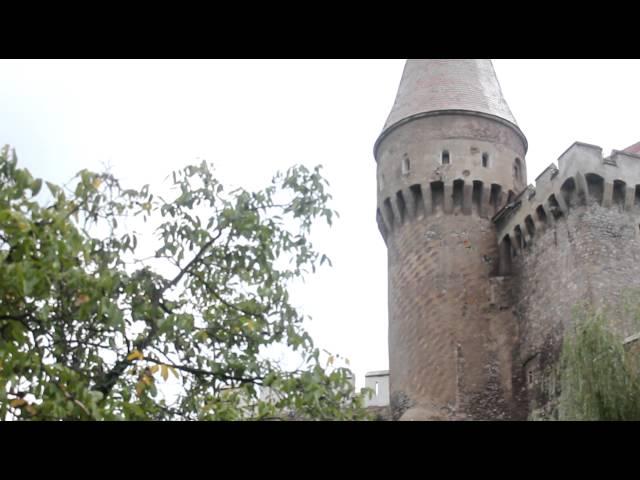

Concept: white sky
[[1, 59, 639, 389]]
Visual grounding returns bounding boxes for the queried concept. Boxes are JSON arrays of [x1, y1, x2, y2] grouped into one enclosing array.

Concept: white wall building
[[363, 370, 389, 407]]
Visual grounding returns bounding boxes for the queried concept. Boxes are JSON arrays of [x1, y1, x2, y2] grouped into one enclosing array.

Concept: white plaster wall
[[364, 371, 390, 407]]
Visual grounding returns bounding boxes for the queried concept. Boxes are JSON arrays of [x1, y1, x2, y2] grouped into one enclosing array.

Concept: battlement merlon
[[557, 141, 640, 184], [493, 141, 640, 244]]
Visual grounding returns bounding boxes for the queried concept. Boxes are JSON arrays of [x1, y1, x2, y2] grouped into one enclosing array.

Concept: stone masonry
[[375, 60, 640, 420], [494, 143, 640, 419]]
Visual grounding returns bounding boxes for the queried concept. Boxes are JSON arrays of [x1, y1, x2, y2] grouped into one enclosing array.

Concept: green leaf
[[31, 178, 42, 196], [89, 391, 104, 403], [46, 181, 61, 197]]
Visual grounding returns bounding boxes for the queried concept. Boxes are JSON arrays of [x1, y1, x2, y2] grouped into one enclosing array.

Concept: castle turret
[[375, 60, 528, 420]]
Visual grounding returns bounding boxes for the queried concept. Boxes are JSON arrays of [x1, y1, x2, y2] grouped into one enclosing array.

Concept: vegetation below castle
[[557, 302, 640, 421]]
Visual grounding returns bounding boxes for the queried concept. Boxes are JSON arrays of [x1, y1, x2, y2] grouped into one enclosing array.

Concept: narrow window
[[410, 184, 425, 218], [536, 205, 548, 224], [514, 225, 525, 249], [527, 370, 534, 386], [525, 215, 536, 238], [375, 382, 379, 396], [383, 197, 394, 228], [635, 185, 640, 207], [452, 179, 464, 213], [514, 158, 522, 183], [490, 184, 502, 214], [472, 180, 483, 215], [482, 153, 489, 168], [613, 180, 626, 209], [396, 191, 407, 224], [431, 181, 444, 212], [560, 177, 576, 210], [402, 156, 410, 175], [585, 174, 604, 205], [442, 150, 450, 165], [548, 194, 563, 219], [499, 235, 512, 276]]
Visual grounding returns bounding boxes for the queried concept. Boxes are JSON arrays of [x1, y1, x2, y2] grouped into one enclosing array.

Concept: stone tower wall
[[376, 113, 527, 419]]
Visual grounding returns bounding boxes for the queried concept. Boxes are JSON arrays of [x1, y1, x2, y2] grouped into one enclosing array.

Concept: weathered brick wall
[[387, 211, 524, 420], [493, 142, 640, 418], [376, 112, 527, 420]]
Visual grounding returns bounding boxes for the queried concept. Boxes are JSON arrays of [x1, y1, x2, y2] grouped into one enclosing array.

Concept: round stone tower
[[374, 60, 528, 420]]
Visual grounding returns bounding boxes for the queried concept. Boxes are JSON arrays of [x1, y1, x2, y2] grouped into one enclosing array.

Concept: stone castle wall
[[495, 142, 640, 417]]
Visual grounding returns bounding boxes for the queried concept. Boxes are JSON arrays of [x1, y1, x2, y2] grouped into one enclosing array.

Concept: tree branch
[[165, 228, 223, 291], [143, 356, 264, 385]]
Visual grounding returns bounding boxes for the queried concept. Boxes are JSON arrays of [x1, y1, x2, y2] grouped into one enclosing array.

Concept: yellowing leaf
[[195, 330, 208, 342], [25, 405, 37, 416], [327, 355, 334, 366], [161, 364, 169, 381], [10, 398, 27, 408], [142, 375, 152, 386], [135, 382, 144, 397], [150, 365, 160, 374], [74, 294, 90, 306], [169, 366, 179, 379], [92, 177, 102, 189], [127, 350, 144, 361]]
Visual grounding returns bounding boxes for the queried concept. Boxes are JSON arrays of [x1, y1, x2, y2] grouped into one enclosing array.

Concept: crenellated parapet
[[376, 177, 514, 242], [493, 141, 640, 265], [375, 108, 528, 245]]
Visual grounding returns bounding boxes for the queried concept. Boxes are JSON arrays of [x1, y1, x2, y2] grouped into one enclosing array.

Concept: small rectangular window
[[402, 156, 410, 175], [442, 150, 450, 165], [514, 158, 522, 182], [482, 153, 489, 168]]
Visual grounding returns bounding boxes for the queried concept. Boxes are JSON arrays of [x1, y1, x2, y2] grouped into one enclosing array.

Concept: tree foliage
[[0, 145, 369, 420], [558, 306, 640, 421]]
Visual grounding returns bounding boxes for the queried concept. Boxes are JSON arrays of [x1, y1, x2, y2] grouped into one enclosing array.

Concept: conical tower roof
[[376, 59, 527, 154]]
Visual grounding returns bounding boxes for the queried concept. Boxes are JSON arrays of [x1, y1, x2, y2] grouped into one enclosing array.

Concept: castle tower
[[375, 60, 528, 420]]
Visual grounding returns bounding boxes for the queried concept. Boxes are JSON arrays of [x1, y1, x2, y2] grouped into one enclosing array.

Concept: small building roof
[[623, 141, 640, 155], [365, 370, 389, 377]]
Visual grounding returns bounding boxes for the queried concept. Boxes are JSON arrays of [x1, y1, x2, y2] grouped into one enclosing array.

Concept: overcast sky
[[1, 59, 639, 388]]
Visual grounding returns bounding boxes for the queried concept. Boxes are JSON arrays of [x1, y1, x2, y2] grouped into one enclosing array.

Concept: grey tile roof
[[382, 59, 519, 133]]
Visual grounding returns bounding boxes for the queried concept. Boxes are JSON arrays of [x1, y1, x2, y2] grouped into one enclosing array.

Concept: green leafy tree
[[558, 306, 640, 420], [0, 145, 369, 420]]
